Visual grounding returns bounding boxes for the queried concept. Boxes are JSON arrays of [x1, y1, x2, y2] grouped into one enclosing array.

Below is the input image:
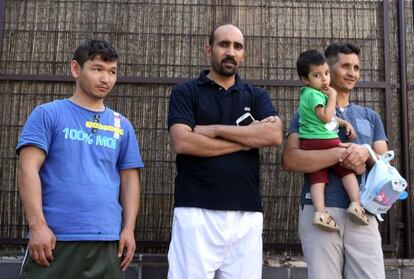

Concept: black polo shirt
[[168, 70, 278, 212]]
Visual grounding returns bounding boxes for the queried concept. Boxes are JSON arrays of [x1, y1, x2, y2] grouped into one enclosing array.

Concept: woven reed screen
[[0, 0, 412, 256]]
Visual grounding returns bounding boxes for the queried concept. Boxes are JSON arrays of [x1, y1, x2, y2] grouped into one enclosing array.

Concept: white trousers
[[167, 207, 263, 279]]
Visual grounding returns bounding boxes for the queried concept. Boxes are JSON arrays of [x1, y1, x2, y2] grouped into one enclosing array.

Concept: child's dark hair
[[296, 50, 327, 79], [73, 40, 118, 68]]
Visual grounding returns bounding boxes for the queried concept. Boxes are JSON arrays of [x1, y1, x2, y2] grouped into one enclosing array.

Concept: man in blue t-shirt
[[167, 24, 283, 279], [17, 40, 144, 279], [282, 43, 387, 279]]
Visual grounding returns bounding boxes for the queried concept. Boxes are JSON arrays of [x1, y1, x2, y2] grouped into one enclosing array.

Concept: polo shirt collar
[[197, 70, 244, 91]]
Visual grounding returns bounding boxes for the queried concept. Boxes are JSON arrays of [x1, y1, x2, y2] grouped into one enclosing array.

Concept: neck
[[335, 90, 350, 108], [70, 91, 105, 112], [207, 70, 236, 90]]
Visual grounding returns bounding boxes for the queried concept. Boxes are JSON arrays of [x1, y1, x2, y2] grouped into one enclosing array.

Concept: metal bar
[[0, 0, 4, 52], [397, 0, 412, 258], [383, 0, 396, 251], [0, 74, 389, 88]]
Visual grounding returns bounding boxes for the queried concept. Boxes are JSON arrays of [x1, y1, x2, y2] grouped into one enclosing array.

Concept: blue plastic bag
[[360, 144, 408, 221]]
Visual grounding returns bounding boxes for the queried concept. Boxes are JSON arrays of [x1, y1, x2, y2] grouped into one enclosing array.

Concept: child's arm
[[315, 86, 337, 123], [337, 117, 357, 141]]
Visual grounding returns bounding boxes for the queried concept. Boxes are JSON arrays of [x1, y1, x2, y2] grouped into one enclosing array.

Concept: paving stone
[[385, 269, 400, 279], [141, 264, 168, 279], [0, 261, 21, 279], [262, 266, 289, 279], [402, 268, 414, 279], [291, 267, 308, 279], [124, 265, 139, 279]]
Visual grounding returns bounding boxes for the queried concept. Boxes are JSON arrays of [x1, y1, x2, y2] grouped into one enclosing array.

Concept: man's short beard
[[211, 58, 237, 76]]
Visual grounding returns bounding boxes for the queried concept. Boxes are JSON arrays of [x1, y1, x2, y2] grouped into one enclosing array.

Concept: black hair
[[324, 43, 360, 65], [296, 50, 327, 79], [73, 40, 118, 68]]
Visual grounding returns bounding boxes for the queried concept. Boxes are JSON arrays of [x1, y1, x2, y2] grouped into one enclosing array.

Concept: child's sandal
[[347, 202, 369, 225], [313, 211, 340, 231]]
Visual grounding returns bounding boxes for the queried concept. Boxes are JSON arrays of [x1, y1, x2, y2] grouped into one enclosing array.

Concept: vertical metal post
[[0, 0, 4, 52], [383, 0, 396, 250], [397, 0, 412, 259]]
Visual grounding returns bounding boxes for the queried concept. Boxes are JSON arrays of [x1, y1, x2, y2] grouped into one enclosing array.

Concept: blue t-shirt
[[168, 70, 278, 212], [16, 99, 144, 241], [288, 103, 387, 208]]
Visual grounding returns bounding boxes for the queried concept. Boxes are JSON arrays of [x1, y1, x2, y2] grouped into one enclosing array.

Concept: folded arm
[[281, 133, 346, 173], [170, 123, 248, 157], [194, 116, 283, 149], [282, 133, 388, 175]]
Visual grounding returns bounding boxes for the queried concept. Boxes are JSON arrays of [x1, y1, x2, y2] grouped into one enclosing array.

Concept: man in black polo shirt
[[167, 24, 283, 279]]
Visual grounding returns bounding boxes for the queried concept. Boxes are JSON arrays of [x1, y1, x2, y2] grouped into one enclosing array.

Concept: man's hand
[[338, 143, 369, 172], [118, 228, 136, 272], [28, 223, 56, 267]]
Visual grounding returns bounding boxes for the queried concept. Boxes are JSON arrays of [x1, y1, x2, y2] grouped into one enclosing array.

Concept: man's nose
[[100, 72, 110, 83]]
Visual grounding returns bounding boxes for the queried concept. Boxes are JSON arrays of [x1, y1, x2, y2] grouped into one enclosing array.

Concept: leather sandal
[[313, 211, 340, 231], [347, 202, 369, 225]]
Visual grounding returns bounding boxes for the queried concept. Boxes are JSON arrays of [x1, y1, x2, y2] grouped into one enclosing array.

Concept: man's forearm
[[205, 117, 282, 148], [119, 169, 140, 231], [18, 169, 47, 229], [170, 124, 247, 157], [17, 148, 47, 230], [281, 133, 345, 173]]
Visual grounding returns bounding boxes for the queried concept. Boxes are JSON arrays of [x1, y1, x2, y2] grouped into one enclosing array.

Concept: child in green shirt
[[296, 50, 368, 231]]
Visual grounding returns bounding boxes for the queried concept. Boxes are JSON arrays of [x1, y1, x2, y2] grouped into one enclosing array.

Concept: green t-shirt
[[299, 86, 338, 139]]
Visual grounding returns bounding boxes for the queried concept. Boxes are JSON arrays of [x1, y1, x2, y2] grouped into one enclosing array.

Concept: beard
[[210, 55, 238, 76]]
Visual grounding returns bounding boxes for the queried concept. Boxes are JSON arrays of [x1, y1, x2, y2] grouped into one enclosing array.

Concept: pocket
[[355, 119, 373, 143]]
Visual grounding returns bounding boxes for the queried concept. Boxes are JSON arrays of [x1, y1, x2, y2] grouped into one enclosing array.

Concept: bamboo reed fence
[[0, 0, 413, 257]]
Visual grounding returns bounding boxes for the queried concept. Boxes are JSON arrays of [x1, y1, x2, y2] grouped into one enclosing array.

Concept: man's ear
[[204, 44, 212, 64], [70, 60, 81, 78]]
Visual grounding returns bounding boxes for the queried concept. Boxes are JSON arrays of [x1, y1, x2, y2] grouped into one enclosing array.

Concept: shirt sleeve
[[117, 118, 144, 170], [16, 106, 54, 155], [371, 110, 388, 143], [253, 87, 278, 120], [287, 111, 300, 135], [303, 87, 326, 109], [168, 83, 196, 130]]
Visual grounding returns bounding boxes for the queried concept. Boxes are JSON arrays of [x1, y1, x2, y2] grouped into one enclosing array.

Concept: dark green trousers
[[20, 241, 123, 279]]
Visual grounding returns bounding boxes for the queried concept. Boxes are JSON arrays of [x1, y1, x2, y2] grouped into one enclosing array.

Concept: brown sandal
[[313, 211, 340, 231], [347, 202, 369, 225]]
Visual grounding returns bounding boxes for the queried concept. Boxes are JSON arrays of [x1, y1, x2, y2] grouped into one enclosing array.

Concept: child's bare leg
[[311, 182, 339, 231], [310, 182, 326, 213], [341, 173, 360, 203], [342, 173, 369, 225]]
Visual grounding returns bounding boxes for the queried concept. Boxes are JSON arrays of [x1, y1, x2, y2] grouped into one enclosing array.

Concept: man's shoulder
[[238, 81, 267, 96], [173, 77, 199, 92], [105, 107, 131, 124], [32, 99, 67, 115]]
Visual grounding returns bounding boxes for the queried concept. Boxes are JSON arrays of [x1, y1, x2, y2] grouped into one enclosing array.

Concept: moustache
[[221, 56, 237, 65]]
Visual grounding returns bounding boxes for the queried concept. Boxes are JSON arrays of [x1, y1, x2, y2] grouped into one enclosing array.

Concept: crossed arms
[[170, 116, 283, 157]]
